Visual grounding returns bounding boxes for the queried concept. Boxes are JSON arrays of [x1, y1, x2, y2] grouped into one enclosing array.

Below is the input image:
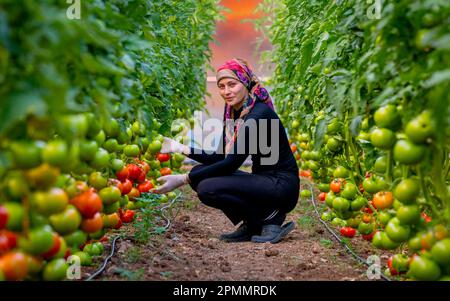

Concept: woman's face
[[218, 78, 249, 109]]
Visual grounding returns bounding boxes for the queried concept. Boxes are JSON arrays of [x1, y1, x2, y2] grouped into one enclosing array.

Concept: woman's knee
[[196, 179, 220, 207]]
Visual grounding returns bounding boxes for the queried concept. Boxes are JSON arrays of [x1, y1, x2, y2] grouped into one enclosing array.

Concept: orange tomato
[[372, 191, 393, 209], [0, 251, 29, 280], [330, 179, 343, 193], [81, 212, 103, 233], [160, 167, 172, 176], [290, 144, 298, 153]]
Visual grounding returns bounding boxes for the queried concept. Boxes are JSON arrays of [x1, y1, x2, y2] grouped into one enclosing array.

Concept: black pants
[[189, 164, 300, 227]]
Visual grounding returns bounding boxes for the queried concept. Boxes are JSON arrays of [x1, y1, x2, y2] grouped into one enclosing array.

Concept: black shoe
[[251, 221, 295, 244], [219, 223, 261, 243]]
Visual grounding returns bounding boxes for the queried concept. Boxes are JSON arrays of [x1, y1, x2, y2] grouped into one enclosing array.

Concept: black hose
[[84, 191, 183, 281], [301, 179, 392, 281]]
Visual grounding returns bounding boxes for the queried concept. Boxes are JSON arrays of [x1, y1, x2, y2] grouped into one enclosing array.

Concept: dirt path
[[91, 168, 391, 281]]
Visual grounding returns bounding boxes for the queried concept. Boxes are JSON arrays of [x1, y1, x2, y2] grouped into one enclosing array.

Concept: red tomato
[[157, 153, 170, 162], [299, 170, 313, 179], [318, 192, 327, 202], [116, 168, 129, 182], [0, 230, 17, 253], [136, 170, 146, 183], [70, 188, 103, 218], [387, 256, 399, 276], [340, 227, 356, 238], [361, 230, 376, 241], [135, 160, 150, 174], [137, 180, 154, 193], [118, 179, 133, 195], [121, 210, 135, 223], [0, 206, 8, 229], [421, 212, 432, 223], [113, 218, 123, 230], [127, 164, 142, 181]]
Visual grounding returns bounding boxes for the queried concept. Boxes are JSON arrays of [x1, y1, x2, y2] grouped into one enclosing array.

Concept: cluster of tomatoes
[[0, 111, 187, 281], [290, 102, 449, 281]]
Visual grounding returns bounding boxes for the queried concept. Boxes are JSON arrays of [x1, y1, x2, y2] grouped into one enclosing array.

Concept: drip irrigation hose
[[301, 179, 391, 281], [84, 191, 183, 281]]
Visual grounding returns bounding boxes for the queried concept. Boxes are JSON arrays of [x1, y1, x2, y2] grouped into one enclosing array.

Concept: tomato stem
[[416, 164, 440, 219], [385, 149, 393, 184]]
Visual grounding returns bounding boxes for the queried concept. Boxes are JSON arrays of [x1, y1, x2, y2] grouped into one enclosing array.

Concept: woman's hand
[[150, 174, 190, 194], [160, 137, 190, 155]]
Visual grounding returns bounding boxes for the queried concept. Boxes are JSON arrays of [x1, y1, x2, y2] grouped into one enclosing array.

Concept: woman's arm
[[187, 134, 226, 165], [188, 124, 251, 184]]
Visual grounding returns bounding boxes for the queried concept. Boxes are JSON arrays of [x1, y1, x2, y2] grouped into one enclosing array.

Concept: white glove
[[160, 137, 190, 154], [150, 174, 191, 194]]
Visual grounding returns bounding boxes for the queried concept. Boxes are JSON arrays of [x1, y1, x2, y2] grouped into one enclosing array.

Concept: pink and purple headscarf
[[216, 58, 274, 155]]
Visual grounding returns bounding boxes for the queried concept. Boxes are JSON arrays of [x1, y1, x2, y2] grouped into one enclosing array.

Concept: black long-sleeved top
[[187, 102, 298, 184]]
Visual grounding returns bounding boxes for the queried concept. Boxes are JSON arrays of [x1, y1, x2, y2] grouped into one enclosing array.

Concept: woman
[[151, 58, 299, 244]]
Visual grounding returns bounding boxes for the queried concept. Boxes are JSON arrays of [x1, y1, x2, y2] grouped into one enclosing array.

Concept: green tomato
[[19, 226, 54, 255], [431, 239, 450, 265], [79, 140, 99, 162], [43, 258, 69, 281], [370, 128, 396, 150], [148, 140, 162, 154], [321, 211, 335, 222], [103, 201, 120, 214], [326, 137, 341, 152], [374, 104, 400, 130], [42, 140, 69, 167], [300, 189, 311, 198], [385, 219, 411, 243], [408, 236, 422, 251], [99, 186, 122, 205], [333, 166, 349, 178], [341, 183, 358, 200], [325, 192, 335, 208], [63, 230, 87, 248], [396, 205, 421, 225], [408, 256, 441, 281], [4, 202, 25, 231], [124, 144, 140, 157], [378, 211, 392, 226], [394, 178, 420, 204], [73, 251, 93, 266], [90, 148, 110, 170], [103, 138, 119, 153], [94, 130, 106, 146], [88, 172, 108, 190], [318, 183, 330, 192], [374, 156, 387, 173], [405, 111, 436, 144], [103, 118, 120, 138], [393, 140, 425, 165], [50, 205, 82, 235], [363, 178, 380, 194], [392, 254, 410, 272], [31, 188, 69, 216], [358, 222, 374, 235], [381, 231, 401, 250], [111, 158, 125, 172], [333, 197, 350, 212], [331, 217, 346, 227], [350, 197, 366, 211], [10, 141, 42, 169]]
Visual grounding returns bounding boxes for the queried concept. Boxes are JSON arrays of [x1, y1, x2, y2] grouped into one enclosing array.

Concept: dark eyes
[[219, 83, 236, 89]]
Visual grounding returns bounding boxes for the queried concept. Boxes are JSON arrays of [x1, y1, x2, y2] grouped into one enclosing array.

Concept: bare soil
[[85, 166, 393, 281]]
